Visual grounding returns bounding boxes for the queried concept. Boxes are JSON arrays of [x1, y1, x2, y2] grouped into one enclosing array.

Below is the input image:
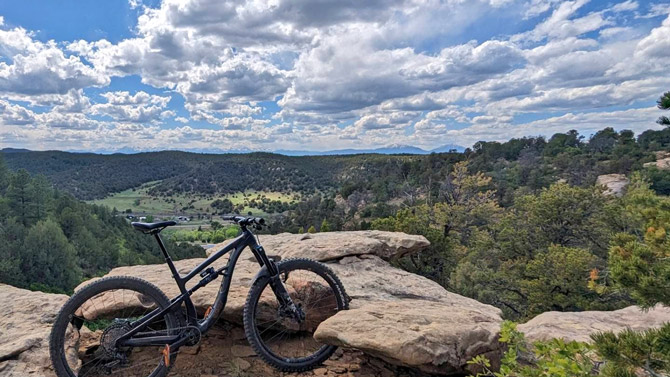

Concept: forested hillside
[[5, 127, 670, 206], [1, 149, 461, 200], [0, 159, 204, 293], [4, 123, 670, 320]]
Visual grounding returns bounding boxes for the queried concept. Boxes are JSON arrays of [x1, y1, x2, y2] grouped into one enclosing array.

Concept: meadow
[[89, 181, 297, 218]]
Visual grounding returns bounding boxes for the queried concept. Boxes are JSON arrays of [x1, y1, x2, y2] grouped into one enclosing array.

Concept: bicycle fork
[[253, 245, 305, 323]]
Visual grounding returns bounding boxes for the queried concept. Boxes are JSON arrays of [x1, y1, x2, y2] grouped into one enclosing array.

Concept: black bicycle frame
[[116, 225, 282, 349]]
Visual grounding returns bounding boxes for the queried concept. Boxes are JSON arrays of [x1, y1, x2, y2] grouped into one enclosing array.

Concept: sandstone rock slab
[[644, 151, 670, 170], [206, 230, 430, 261], [314, 254, 503, 375], [314, 299, 502, 375], [596, 174, 629, 197], [0, 284, 71, 377], [328, 254, 491, 311], [518, 305, 670, 343]]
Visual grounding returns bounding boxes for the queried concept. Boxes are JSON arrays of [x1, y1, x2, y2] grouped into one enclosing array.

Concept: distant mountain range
[[276, 144, 465, 156], [1, 144, 466, 156]]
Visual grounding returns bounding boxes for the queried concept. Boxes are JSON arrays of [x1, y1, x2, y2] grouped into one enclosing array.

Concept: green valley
[[90, 182, 298, 218]]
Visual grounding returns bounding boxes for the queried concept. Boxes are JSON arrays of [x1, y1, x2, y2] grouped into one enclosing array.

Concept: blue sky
[[0, 0, 669, 152]]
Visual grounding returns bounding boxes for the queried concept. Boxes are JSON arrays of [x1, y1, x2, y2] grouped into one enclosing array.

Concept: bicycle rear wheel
[[49, 276, 180, 377], [243, 258, 348, 372]]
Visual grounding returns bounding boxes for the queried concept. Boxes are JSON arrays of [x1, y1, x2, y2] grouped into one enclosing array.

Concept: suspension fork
[[251, 244, 304, 321], [251, 244, 287, 302]]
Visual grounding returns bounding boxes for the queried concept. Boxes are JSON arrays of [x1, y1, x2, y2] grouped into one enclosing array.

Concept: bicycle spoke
[[58, 286, 173, 377], [253, 264, 344, 363]]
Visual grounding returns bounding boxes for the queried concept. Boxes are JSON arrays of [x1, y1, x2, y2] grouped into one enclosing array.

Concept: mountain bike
[[49, 216, 349, 377]]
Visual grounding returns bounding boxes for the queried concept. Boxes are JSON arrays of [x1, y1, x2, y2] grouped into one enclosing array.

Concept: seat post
[[153, 233, 181, 280], [153, 233, 170, 258]]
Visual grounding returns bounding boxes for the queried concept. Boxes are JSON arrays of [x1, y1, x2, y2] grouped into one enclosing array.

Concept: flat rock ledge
[[205, 230, 431, 261], [0, 284, 70, 377], [518, 305, 670, 343]]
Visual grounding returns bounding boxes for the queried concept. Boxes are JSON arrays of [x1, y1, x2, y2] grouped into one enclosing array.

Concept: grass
[[90, 182, 297, 218]]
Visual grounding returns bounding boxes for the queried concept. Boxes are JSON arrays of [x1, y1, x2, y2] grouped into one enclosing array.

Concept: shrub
[[468, 321, 594, 377]]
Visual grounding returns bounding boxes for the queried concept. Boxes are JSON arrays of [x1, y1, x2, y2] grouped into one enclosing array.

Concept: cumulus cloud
[[38, 111, 102, 130], [100, 91, 170, 106], [90, 91, 173, 123], [1, 0, 669, 151], [354, 111, 419, 131], [0, 99, 35, 125], [434, 107, 665, 147], [514, 0, 611, 42], [634, 14, 670, 59], [0, 27, 108, 96], [280, 38, 524, 115]]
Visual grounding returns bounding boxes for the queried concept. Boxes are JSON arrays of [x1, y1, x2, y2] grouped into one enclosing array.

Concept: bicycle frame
[[115, 225, 281, 349]]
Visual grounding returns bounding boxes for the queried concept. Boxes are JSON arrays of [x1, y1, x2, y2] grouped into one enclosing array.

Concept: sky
[[0, 0, 669, 153]]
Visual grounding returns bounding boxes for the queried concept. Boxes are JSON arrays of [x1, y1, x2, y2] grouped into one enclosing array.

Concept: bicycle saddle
[[131, 221, 177, 232]]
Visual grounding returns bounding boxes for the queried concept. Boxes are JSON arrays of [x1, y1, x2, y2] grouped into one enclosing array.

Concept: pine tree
[[657, 91, 670, 126], [307, 225, 316, 233], [29, 174, 53, 221], [21, 219, 82, 292], [0, 155, 9, 194], [7, 169, 33, 226], [593, 176, 670, 376], [320, 219, 331, 232]]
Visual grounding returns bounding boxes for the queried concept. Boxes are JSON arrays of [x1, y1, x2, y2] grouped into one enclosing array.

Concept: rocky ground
[[150, 323, 428, 377], [2, 230, 670, 377]]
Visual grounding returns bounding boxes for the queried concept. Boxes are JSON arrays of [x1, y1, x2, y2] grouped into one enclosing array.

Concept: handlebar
[[222, 215, 266, 227]]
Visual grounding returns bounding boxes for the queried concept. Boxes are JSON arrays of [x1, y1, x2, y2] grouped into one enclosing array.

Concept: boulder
[[206, 230, 431, 261], [518, 305, 670, 343], [315, 254, 502, 374], [642, 151, 670, 170], [86, 231, 503, 375], [0, 284, 74, 377], [596, 174, 629, 196], [314, 298, 502, 375], [655, 151, 670, 160], [644, 157, 670, 170]]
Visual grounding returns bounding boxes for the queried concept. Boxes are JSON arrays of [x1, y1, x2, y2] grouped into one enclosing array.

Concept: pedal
[[161, 344, 171, 367]]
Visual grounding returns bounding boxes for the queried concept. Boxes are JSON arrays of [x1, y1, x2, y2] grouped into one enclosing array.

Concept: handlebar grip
[[222, 215, 266, 227]]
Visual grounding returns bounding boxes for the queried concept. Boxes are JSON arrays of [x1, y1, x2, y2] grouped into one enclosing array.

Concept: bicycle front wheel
[[243, 258, 348, 372], [49, 276, 180, 377]]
